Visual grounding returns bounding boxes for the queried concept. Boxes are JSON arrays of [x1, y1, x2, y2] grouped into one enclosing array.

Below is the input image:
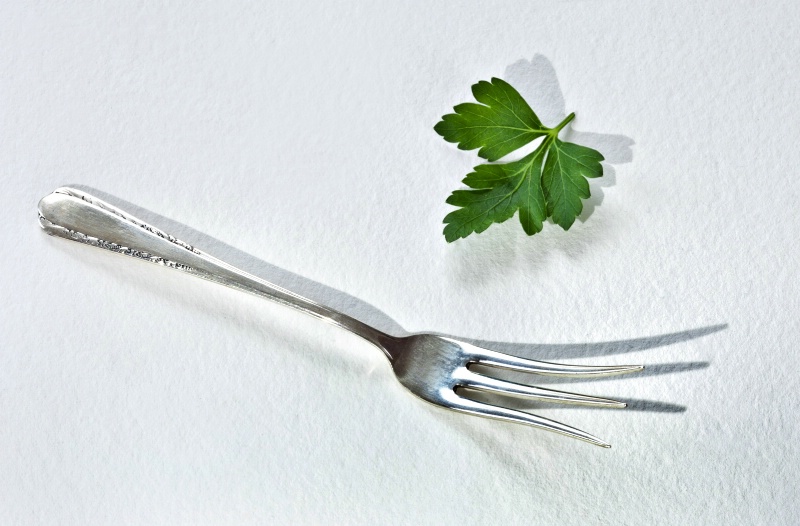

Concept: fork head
[[387, 334, 643, 448]]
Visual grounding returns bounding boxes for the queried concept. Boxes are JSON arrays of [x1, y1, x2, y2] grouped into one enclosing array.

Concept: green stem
[[551, 112, 576, 136]]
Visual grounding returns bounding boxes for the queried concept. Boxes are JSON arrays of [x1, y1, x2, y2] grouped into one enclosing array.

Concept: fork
[[38, 187, 643, 447]]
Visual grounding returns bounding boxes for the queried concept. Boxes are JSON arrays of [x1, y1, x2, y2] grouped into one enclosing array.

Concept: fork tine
[[458, 371, 626, 408], [445, 392, 611, 447], [474, 349, 644, 378]]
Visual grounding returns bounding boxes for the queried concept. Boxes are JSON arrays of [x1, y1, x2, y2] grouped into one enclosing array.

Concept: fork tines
[[452, 348, 644, 447]]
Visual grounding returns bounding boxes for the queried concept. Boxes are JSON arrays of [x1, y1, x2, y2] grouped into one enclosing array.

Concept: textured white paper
[[2, 1, 799, 523]]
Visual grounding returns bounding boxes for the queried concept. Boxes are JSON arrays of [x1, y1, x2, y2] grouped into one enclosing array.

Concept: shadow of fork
[[62, 185, 724, 415]]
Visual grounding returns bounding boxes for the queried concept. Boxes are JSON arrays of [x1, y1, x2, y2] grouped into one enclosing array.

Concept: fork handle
[[37, 187, 395, 357]]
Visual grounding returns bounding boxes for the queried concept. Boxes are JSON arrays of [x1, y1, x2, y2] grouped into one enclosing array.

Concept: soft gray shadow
[[470, 360, 710, 385], [463, 326, 726, 361], [65, 185, 721, 415], [504, 54, 635, 223], [614, 399, 687, 413]]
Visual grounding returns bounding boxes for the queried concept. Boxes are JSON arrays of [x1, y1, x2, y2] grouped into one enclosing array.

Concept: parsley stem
[[551, 112, 576, 135]]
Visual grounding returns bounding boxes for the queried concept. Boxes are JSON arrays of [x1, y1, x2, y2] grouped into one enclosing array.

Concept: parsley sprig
[[435, 78, 604, 242]]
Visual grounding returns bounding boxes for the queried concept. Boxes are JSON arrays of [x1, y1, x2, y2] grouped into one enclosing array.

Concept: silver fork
[[38, 187, 643, 448]]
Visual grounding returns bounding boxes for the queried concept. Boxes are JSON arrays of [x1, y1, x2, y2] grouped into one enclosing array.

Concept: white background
[[2, 1, 798, 524]]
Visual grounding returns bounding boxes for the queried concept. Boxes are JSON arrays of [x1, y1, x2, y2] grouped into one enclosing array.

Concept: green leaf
[[434, 78, 548, 162], [436, 77, 606, 242], [443, 147, 547, 242], [542, 138, 604, 230]]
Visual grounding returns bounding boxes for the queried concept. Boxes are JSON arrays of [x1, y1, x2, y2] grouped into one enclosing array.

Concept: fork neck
[[326, 314, 399, 361], [271, 298, 399, 360]]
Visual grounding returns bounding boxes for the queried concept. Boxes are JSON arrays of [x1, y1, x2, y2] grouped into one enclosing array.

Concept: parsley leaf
[[443, 148, 547, 241], [433, 78, 549, 162], [543, 138, 603, 230], [435, 77, 605, 242]]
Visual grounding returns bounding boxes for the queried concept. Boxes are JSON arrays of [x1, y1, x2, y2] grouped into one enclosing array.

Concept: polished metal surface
[[38, 187, 643, 447]]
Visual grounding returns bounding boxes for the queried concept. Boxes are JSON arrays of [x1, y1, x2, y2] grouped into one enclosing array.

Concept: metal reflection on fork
[[37, 186, 644, 448]]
